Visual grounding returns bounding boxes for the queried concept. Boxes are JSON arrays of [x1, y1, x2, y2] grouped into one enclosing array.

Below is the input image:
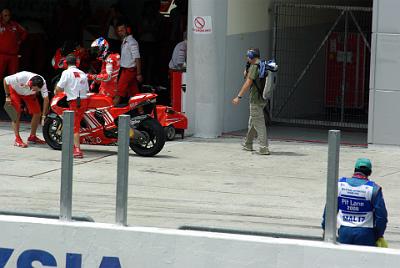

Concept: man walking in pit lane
[[3, 71, 48, 147], [232, 48, 270, 155]]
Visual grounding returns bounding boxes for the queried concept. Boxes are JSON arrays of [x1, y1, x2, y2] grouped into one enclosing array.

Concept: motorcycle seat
[[114, 103, 129, 108]]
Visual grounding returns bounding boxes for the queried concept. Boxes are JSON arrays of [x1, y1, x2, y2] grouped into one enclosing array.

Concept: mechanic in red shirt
[[88, 37, 120, 105], [0, 8, 28, 82]]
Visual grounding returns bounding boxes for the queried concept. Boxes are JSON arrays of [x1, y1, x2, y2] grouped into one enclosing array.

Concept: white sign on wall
[[192, 16, 213, 34]]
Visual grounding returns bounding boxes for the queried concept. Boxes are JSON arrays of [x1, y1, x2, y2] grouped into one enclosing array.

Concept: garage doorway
[[272, 3, 372, 128]]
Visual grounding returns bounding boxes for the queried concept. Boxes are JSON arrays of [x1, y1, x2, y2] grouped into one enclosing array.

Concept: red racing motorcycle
[[43, 92, 165, 157]]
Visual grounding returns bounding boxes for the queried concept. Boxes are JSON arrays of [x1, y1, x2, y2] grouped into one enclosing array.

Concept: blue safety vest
[[337, 177, 374, 228]]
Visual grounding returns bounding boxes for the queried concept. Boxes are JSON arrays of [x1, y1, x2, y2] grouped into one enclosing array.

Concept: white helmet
[[90, 37, 109, 60]]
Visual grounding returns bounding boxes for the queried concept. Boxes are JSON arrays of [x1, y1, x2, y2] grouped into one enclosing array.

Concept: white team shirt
[[57, 66, 89, 101], [4, 71, 48, 97], [169, 40, 187, 69], [120, 35, 140, 68]]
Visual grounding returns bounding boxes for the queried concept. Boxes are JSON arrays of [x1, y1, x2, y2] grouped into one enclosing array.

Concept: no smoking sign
[[192, 16, 212, 34]]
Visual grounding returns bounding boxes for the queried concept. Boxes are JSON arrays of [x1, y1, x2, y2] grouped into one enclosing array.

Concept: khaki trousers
[[244, 103, 268, 148]]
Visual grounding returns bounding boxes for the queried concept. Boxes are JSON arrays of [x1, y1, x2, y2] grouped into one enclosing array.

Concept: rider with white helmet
[[88, 37, 121, 104]]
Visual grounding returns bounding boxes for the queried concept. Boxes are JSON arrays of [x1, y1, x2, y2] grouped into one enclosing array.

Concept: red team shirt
[[0, 20, 28, 55], [94, 53, 120, 98]]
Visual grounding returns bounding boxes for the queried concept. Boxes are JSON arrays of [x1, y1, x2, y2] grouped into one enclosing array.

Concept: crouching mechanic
[[55, 54, 89, 158], [322, 158, 388, 247], [3, 72, 48, 147], [87, 37, 120, 105]]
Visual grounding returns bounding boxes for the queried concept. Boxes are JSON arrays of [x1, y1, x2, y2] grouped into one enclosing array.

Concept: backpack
[[262, 69, 278, 100], [254, 59, 278, 100]]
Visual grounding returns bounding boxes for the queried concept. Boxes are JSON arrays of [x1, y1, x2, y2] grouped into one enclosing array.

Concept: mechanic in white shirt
[[115, 21, 143, 105], [169, 31, 187, 70], [55, 54, 89, 158], [3, 71, 48, 147]]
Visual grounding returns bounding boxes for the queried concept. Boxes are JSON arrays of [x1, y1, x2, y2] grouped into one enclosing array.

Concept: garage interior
[[0, 0, 184, 119], [272, 0, 373, 129]]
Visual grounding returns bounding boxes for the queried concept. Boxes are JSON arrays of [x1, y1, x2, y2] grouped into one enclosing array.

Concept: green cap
[[355, 158, 372, 170]]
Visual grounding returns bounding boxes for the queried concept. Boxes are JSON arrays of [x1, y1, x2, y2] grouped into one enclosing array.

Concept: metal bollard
[[60, 111, 74, 221], [324, 130, 341, 243], [115, 115, 130, 226]]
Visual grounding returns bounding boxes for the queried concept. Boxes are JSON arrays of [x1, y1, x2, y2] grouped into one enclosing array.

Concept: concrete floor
[[224, 124, 368, 146], [0, 122, 399, 248]]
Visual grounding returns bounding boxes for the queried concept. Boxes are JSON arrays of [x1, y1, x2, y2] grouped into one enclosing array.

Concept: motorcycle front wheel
[[130, 118, 165, 157], [43, 115, 63, 150], [164, 125, 176, 141]]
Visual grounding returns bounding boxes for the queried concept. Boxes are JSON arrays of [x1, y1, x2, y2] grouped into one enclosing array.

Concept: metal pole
[[60, 111, 74, 221], [324, 130, 341, 243], [115, 115, 130, 226], [272, 4, 278, 60], [349, 11, 371, 53], [340, 11, 349, 123], [277, 3, 372, 12], [271, 3, 279, 119], [355, 34, 360, 108]]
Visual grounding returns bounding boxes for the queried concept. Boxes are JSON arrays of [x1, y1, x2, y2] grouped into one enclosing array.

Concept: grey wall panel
[[223, 31, 271, 133], [367, 89, 375, 143], [216, 0, 229, 136], [371, 0, 378, 33], [374, 34, 400, 91], [369, 33, 377, 90], [368, 32, 377, 143], [370, 90, 400, 145], [374, 0, 400, 33]]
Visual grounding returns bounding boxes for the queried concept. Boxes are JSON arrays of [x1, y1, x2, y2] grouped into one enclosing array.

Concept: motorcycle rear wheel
[[130, 118, 165, 157], [43, 116, 63, 150]]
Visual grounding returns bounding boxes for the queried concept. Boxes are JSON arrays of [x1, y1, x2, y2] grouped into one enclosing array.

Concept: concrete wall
[[227, 0, 273, 35], [223, 0, 274, 133], [187, 0, 274, 134], [1, 216, 400, 268], [368, 0, 400, 145], [186, 0, 228, 137]]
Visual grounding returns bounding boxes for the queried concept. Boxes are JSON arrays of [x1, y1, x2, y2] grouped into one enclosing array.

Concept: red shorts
[[117, 67, 139, 97], [68, 99, 88, 133], [10, 87, 41, 114]]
